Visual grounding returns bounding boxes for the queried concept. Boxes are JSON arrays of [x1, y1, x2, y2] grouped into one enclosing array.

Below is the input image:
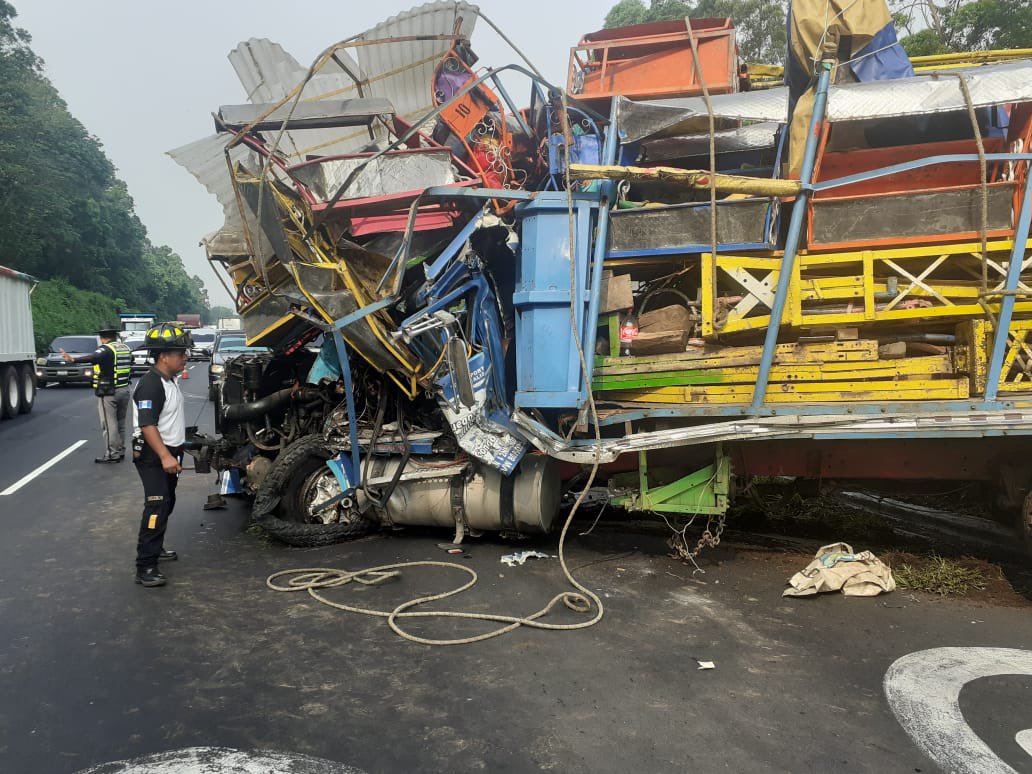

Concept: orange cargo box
[[568, 18, 739, 104]]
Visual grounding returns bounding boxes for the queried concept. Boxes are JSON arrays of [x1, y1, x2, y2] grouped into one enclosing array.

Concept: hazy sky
[[13, 0, 607, 305]]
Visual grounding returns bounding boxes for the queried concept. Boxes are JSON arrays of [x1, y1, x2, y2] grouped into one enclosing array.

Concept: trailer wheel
[[17, 365, 35, 414], [0, 366, 21, 419], [252, 434, 374, 547]]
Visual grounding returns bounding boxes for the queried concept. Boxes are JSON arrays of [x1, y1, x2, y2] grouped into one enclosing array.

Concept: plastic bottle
[[619, 311, 639, 357]]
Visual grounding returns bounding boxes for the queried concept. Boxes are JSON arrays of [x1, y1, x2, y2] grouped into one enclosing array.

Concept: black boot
[[135, 567, 166, 587], [159, 549, 178, 561], [94, 456, 119, 464]]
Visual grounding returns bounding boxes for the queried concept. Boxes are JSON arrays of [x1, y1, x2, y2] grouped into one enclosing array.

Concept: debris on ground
[[783, 542, 896, 598], [891, 553, 988, 596], [501, 551, 554, 567], [696, 660, 716, 670]]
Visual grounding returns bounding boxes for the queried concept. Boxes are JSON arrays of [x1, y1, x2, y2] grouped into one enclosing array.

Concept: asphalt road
[[1, 366, 1031, 773]]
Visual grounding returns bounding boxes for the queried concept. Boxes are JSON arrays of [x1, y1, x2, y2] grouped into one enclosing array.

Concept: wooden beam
[[569, 163, 802, 197]]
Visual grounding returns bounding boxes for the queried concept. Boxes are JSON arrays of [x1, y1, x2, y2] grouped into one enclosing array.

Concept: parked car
[[209, 332, 268, 401], [129, 340, 152, 377], [190, 329, 217, 360], [36, 335, 100, 387]]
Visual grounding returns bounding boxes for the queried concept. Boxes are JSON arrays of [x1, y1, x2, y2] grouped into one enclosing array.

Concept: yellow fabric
[[787, 0, 894, 174]]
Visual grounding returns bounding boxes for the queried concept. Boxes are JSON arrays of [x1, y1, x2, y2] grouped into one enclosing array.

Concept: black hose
[[222, 386, 323, 422]]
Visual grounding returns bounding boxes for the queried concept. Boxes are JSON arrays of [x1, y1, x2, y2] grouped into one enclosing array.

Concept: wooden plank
[[594, 355, 956, 390], [600, 271, 633, 314], [629, 330, 690, 356], [604, 378, 970, 404], [569, 163, 803, 197], [595, 340, 879, 374]]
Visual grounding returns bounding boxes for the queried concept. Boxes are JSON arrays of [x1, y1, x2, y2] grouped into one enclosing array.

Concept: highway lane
[[0, 364, 1030, 773], [0, 364, 214, 494]]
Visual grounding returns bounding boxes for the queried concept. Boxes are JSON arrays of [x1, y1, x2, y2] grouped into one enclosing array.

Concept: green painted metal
[[612, 446, 730, 515], [593, 368, 727, 390]]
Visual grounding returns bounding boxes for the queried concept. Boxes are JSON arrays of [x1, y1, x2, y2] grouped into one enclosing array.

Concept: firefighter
[[131, 323, 193, 587], [61, 323, 133, 463]]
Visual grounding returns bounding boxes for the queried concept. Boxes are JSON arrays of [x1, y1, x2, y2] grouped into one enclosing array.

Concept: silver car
[[208, 332, 268, 401]]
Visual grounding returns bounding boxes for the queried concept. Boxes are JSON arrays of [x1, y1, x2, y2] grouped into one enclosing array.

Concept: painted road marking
[[884, 646, 1032, 774], [74, 746, 367, 773], [1018, 729, 1032, 756], [0, 440, 88, 496]]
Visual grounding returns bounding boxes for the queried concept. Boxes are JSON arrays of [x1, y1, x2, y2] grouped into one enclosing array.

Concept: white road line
[[0, 439, 88, 496], [1018, 730, 1032, 756], [885, 646, 1032, 774]]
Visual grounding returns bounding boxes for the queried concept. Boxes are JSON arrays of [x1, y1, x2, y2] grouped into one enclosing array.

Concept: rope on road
[[266, 531, 603, 646]]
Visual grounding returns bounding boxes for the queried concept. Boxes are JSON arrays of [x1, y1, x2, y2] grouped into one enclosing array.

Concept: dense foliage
[[603, 0, 788, 62], [893, 0, 1032, 55], [0, 1, 209, 342], [29, 278, 119, 352], [604, 0, 1032, 63]]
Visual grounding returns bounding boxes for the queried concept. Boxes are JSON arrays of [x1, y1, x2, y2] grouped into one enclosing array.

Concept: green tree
[[0, 1, 211, 328], [893, 0, 1032, 54], [603, 0, 788, 63], [29, 278, 119, 353]]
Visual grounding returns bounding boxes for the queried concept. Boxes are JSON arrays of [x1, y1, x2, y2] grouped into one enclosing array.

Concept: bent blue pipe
[[984, 170, 1032, 401], [750, 61, 833, 413], [579, 100, 620, 410]]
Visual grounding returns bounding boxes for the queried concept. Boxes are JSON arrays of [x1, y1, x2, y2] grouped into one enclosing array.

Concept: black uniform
[[131, 368, 185, 571]]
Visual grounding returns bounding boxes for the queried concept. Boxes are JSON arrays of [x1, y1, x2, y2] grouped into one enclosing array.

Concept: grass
[[893, 554, 988, 596]]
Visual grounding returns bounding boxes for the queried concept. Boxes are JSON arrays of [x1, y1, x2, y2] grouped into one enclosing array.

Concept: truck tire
[[17, 365, 35, 414], [252, 435, 374, 547], [0, 366, 21, 419]]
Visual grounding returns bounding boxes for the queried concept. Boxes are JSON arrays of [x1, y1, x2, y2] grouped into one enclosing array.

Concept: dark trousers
[[134, 444, 183, 570]]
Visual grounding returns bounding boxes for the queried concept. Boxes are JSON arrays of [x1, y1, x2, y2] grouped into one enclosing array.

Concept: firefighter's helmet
[[143, 322, 193, 352]]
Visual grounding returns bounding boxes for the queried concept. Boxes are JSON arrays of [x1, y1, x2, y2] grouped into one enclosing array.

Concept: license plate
[[56, 370, 69, 376]]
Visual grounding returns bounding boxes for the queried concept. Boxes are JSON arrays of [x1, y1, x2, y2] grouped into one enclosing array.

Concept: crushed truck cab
[[173, 1, 1032, 555]]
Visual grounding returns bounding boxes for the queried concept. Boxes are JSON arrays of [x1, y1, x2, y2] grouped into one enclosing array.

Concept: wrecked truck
[[172, 1, 1032, 556]]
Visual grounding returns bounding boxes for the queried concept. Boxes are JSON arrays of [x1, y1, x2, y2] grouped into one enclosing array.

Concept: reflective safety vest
[[93, 341, 132, 392]]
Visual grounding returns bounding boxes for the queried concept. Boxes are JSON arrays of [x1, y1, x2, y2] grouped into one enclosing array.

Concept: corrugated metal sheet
[[0, 266, 36, 360], [166, 134, 251, 248], [618, 60, 1032, 141], [225, 3, 481, 162], [357, 1, 479, 124], [229, 38, 380, 161], [644, 123, 781, 160], [171, 2, 483, 261], [292, 148, 456, 201]]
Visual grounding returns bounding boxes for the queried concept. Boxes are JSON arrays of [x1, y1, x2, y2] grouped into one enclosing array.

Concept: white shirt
[[132, 368, 186, 447]]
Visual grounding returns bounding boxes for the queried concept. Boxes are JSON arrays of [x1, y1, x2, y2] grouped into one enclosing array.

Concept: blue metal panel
[[513, 192, 598, 409], [579, 102, 621, 413]]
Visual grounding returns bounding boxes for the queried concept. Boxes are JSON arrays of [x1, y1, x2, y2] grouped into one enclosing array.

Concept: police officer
[[61, 323, 132, 463], [131, 323, 193, 588]]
